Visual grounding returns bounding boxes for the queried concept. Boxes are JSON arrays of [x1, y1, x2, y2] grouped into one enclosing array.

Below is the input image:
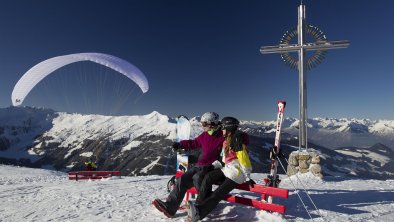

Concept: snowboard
[[167, 115, 192, 193], [175, 115, 191, 173], [175, 115, 193, 210]]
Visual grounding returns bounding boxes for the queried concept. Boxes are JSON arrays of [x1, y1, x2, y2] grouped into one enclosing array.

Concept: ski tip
[[278, 101, 286, 108]]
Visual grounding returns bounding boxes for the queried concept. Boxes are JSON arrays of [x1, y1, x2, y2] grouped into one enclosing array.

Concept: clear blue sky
[[0, 0, 393, 121]]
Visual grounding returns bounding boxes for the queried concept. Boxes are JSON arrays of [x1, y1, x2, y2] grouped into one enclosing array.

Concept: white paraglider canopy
[[12, 53, 149, 106]]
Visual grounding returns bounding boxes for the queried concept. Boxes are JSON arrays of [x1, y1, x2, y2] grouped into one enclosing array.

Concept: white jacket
[[220, 144, 252, 184]]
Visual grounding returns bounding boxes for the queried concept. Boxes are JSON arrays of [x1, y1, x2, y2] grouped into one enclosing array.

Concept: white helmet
[[201, 112, 220, 126]]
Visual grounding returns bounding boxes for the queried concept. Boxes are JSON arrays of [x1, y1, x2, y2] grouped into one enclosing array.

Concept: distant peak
[[143, 111, 170, 122], [145, 111, 161, 117]]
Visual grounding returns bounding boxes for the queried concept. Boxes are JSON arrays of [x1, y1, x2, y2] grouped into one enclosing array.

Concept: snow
[[336, 149, 390, 166], [1, 165, 393, 222], [79, 152, 94, 158], [140, 156, 161, 174], [121, 141, 142, 152]]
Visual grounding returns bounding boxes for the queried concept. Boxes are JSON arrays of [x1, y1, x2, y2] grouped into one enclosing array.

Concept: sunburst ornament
[[280, 25, 328, 70]]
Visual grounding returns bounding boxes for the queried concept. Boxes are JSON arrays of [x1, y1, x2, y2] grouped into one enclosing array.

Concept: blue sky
[[0, 0, 393, 121]]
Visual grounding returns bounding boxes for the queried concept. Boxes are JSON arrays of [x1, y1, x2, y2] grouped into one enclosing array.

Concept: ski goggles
[[201, 121, 216, 127]]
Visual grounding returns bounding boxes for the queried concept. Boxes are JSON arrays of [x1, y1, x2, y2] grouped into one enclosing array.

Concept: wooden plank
[[224, 195, 286, 214], [68, 171, 121, 176], [235, 183, 289, 199], [186, 184, 287, 199], [69, 176, 112, 180]]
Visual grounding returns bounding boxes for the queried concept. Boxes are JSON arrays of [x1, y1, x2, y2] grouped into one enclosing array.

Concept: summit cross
[[260, 4, 349, 151]]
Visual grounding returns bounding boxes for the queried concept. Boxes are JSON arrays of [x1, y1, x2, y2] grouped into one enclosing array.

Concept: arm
[[179, 133, 203, 150], [235, 144, 252, 179]]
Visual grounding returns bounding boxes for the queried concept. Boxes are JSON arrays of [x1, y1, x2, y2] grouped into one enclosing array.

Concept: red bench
[[175, 171, 289, 214], [68, 171, 121, 181]]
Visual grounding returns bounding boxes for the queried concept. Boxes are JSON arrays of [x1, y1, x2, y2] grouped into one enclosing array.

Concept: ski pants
[[166, 165, 211, 213], [196, 168, 223, 204], [195, 169, 238, 220]]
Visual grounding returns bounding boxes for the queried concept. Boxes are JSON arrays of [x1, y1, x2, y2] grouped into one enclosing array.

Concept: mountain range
[[241, 117, 394, 149], [0, 106, 393, 179]]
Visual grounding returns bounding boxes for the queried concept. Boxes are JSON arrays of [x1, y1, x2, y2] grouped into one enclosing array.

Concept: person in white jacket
[[187, 116, 255, 222]]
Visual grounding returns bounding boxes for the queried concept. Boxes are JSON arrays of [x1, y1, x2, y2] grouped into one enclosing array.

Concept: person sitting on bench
[[84, 159, 97, 171], [188, 116, 255, 222], [152, 112, 224, 218]]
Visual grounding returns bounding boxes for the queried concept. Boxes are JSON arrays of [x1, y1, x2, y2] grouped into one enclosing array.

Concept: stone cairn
[[287, 149, 323, 178]]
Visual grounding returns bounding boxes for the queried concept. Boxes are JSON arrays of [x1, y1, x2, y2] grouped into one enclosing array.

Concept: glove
[[211, 160, 223, 169], [247, 179, 256, 188], [172, 142, 181, 152]]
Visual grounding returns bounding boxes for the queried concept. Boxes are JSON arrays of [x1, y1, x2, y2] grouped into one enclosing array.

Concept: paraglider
[[11, 53, 149, 106]]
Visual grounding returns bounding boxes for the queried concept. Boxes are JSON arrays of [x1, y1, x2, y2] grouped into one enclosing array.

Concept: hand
[[172, 142, 181, 152], [247, 179, 256, 188]]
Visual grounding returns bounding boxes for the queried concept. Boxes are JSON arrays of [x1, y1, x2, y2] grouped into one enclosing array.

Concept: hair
[[224, 130, 234, 156]]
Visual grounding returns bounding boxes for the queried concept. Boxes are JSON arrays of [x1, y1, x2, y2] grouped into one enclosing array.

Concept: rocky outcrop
[[287, 149, 323, 178]]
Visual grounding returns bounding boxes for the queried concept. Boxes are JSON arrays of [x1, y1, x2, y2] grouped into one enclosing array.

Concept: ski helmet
[[201, 112, 220, 126], [221, 116, 239, 132]]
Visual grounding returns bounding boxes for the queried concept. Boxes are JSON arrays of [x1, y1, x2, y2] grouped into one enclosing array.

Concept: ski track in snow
[[1, 165, 394, 222]]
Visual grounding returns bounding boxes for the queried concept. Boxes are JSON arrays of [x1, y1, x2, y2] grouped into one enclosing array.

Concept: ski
[[265, 101, 286, 203]]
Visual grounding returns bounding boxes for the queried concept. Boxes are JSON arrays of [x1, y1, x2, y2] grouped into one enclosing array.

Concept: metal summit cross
[[260, 4, 349, 151]]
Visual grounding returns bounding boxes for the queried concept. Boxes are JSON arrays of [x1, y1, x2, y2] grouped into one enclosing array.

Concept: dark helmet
[[221, 116, 239, 132]]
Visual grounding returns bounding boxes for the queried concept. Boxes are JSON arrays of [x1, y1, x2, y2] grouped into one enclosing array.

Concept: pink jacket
[[180, 130, 224, 166]]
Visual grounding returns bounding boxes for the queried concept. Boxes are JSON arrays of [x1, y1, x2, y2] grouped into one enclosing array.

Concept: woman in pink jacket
[[152, 112, 225, 218]]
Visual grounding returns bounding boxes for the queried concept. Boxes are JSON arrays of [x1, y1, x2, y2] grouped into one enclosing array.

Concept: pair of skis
[[264, 101, 324, 220], [265, 101, 286, 203]]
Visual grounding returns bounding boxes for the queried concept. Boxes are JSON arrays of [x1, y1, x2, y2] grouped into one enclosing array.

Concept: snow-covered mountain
[[0, 106, 393, 179], [0, 106, 176, 175], [241, 117, 394, 149]]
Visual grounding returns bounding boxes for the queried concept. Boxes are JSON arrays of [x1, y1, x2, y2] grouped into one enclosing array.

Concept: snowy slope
[[1, 165, 393, 222], [0, 106, 56, 159]]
